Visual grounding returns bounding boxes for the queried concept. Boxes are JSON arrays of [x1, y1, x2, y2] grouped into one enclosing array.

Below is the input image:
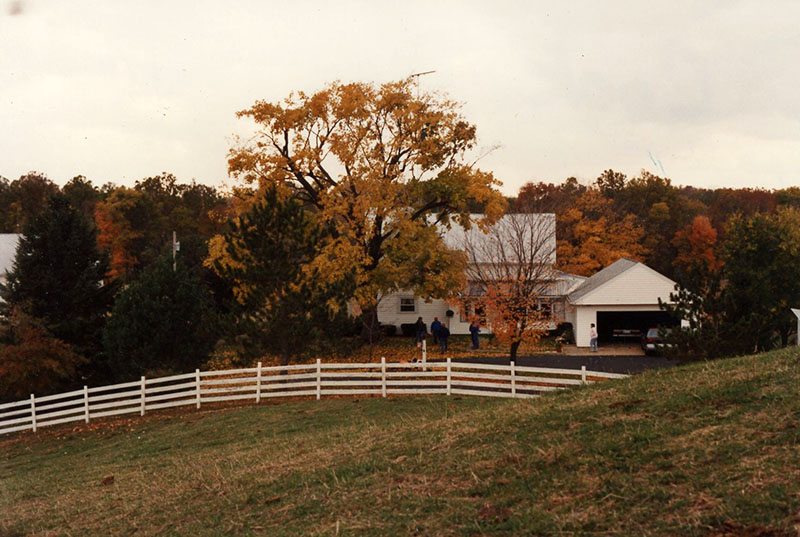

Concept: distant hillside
[[2, 348, 800, 536]]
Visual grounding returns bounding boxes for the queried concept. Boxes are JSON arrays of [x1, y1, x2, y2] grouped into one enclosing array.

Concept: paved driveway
[[428, 353, 679, 375]]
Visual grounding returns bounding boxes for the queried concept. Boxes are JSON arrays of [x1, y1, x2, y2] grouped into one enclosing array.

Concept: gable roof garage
[[567, 258, 679, 347]]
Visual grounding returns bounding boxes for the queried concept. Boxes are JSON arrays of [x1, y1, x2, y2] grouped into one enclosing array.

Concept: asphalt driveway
[[428, 353, 679, 375]]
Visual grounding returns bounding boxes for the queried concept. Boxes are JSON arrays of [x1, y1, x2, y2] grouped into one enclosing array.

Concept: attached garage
[[566, 258, 680, 348], [596, 310, 676, 343]]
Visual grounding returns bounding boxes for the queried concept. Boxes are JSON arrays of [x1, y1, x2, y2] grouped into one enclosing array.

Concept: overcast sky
[[1, 1, 799, 195]]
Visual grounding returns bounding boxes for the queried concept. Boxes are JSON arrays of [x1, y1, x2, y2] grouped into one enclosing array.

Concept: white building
[[564, 258, 678, 347], [377, 217, 679, 343], [377, 214, 585, 335]]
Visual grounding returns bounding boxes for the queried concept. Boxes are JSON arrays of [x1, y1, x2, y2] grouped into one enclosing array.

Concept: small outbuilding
[[566, 258, 678, 347]]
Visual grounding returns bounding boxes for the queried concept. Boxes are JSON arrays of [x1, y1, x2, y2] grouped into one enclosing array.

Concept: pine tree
[[0, 194, 113, 385], [103, 255, 216, 379], [213, 187, 352, 365]]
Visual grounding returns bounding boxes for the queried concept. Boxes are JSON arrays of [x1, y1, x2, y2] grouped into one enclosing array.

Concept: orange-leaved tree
[[0, 307, 86, 400], [556, 188, 647, 276], [208, 79, 506, 337], [672, 215, 722, 275], [457, 213, 557, 361], [94, 187, 159, 281]]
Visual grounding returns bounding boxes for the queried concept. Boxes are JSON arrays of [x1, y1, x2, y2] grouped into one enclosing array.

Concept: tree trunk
[[509, 340, 521, 364], [279, 351, 291, 375], [360, 303, 382, 361]]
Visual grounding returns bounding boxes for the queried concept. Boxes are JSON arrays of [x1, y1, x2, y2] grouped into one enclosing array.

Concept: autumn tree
[[611, 171, 700, 278], [458, 214, 557, 362], [0, 172, 59, 233], [710, 188, 777, 231], [513, 177, 585, 214], [556, 188, 647, 276], [62, 175, 104, 222], [211, 79, 505, 331], [0, 307, 86, 401], [96, 175, 226, 281], [660, 216, 727, 358], [94, 187, 160, 280]]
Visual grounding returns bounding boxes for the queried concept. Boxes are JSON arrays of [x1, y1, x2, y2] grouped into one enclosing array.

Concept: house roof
[[567, 258, 640, 302], [0, 234, 20, 278]]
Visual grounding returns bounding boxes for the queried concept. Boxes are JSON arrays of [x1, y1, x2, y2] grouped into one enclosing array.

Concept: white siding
[[571, 264, 676, 306], [377, 294, 476, 335]]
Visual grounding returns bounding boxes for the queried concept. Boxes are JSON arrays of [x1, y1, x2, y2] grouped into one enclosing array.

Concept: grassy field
[[2, 348, 800, 536]]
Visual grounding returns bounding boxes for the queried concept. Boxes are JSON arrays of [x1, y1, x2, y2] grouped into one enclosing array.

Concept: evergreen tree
[[214, 187, 353, 366], [0, 194, 113, 382], [103, 255, 217, 379]]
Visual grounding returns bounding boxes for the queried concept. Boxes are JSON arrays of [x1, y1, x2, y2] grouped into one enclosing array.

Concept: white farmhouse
[[377, 216, 679, 344], [377, 214, 585, 335]]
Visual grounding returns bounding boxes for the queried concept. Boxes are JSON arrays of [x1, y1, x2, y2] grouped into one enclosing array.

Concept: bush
[[556, 322, 574, 344], [400, 323, 416, 337], [382, 324, 397, 337]]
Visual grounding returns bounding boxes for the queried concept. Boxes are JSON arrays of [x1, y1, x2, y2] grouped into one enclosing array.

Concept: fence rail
[[0, 359, 627, 436]]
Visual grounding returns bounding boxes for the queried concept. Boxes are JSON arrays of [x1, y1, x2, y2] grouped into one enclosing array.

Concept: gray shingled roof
[[567, 258, 639, 302]]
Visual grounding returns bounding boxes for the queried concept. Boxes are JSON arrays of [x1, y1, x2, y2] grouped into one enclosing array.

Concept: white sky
[[1, 0, 799, 195]]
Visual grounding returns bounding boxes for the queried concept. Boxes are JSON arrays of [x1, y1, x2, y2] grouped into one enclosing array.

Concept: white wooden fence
[[0, 359, 626, 436]]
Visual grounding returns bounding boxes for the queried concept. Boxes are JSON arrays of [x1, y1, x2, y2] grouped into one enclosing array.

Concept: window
[[459, 302, 487, 325], [399, 296, 416, 313], [540, 300, 552, 318]]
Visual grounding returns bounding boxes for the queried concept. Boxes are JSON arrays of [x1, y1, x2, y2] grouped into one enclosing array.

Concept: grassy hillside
[[2, 348, 800, 536]]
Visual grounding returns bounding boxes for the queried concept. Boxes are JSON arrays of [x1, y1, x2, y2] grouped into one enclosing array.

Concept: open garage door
[[596, 311, 676, 343]]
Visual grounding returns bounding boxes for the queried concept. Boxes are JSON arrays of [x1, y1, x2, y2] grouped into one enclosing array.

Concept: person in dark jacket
[[430, 317, 442, 344], [469, 319, 481, 349], [439, 322, 450, 353], [414, 316, 426, 346]]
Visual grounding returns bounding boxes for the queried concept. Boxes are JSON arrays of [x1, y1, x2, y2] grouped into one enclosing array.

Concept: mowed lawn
[[2, 349, 800, 536]]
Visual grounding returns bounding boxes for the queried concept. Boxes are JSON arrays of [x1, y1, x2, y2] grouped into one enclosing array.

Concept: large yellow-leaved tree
[[208, 79, 506, 339]]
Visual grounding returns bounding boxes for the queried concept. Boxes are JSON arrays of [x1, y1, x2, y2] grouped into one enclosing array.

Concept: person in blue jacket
[[430, 317, 442, 344], [469, 319, 481, 350], [439, 322, 450, 353]]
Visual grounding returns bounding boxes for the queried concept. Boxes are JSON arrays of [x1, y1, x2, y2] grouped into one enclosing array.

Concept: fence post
[[316, 359, 321, 400], [256, 361, 262, 404], [84, 385, 90, 423], [140, 376, 146, 416], [510, 361, 516, 398], [381, 357, 387, 398], [195, 369, 201, 409], [30, 394, 36, 433], [446, 358, 452, 396], [422, 339, 427, 371], [581, 365, 587, 385]]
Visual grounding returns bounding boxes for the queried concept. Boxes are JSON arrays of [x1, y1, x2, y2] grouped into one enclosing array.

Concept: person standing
[[414, 316, 426, 347], [469, 319, 481, 350], [589, 323, 598, 352], [439, 322, 450, 353], [430, 317, 442, 344]]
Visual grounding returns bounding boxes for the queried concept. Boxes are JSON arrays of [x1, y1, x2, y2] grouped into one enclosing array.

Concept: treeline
[[1, 167, 799, 401], [512, 170, 800, 357], [0, 172, 360, 402]]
